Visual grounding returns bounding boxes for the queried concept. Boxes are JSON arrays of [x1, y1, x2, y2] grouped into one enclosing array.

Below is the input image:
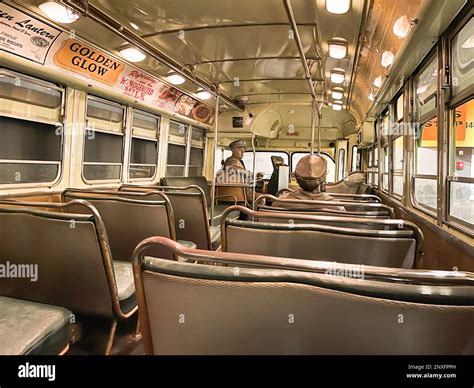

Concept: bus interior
[[0, 0, 473, 358]]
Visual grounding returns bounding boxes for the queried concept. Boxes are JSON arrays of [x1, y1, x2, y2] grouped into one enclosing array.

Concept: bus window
[[243, 151, 288, 179], [449, 98, 473, 226], [129, 110, 159, 180], [414, 118, 438, 211], [451, 17, 473, 97], [382, 146, 389, 192], [0, 71, 63, 185], [166, 121, 188, 177], [415, 55, 438, 120], [291, 152, 336, 183], [351, 145, 358, 172], [83, 97, 125, 181], [214, 147, 232, 173], [392, 136, 404, 197], [188, 127, 205, 176]]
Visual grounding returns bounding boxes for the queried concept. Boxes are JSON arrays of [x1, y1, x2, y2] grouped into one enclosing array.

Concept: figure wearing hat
[[215, 139, 255, 204], [223, 139, 247, 170], [274, 154, 344, 210]]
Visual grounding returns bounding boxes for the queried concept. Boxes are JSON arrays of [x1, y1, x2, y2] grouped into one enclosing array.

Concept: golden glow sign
[[53, 39, 124, 85]]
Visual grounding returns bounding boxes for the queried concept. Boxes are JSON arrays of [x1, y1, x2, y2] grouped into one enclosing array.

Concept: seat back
[[133, 237, 474, 355], [62, 189, 175, 262], [326, 171, 373, 194], [221, 206, 422, 268], [119, 185, 212, 250], [160, 176, 211, 206], [256, 194, 394, 218], [0, 200, 131, 319]]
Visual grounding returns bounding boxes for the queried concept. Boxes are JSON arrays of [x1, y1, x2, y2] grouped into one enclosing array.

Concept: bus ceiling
[[6, 0, 467, 138]]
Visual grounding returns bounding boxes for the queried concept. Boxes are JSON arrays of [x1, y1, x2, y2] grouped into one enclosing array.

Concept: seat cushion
[[0, 296, 71, 355], [113, 261, 136, 314], [210, 226, 221, 250], [177, 240, 197, 250], [208, 204, 240, 227]]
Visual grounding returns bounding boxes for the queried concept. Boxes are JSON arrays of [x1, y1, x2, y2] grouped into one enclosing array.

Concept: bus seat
[[256, 194, 394, 218], [326, 171, 373, 194], [62, 189, 176, 262], [0, 296, 72, 355], [119, 184, 221, 250], [132, 237, 474, 355], [267, 156, 287, 196], [0, 201, 137, 320], [221, 207, 423, 268], [160, 176, 239, 226]]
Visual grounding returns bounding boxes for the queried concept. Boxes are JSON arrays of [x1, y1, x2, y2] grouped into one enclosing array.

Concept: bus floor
[[66, 314, 145, 355]]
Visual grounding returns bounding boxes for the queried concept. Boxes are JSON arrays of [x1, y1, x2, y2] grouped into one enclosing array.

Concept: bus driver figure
[[216, 139, 255, 204]]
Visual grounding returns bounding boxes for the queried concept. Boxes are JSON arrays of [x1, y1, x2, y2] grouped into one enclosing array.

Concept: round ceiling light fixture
[[119, 47, 146, 63], [330, 68, 345, 84], [39, 2, 79, 24], [166, 71, 186, 85]]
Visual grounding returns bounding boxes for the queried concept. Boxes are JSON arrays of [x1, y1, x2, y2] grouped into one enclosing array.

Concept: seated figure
[[275, 154, 343, 210], [215, 139, 255, 205]]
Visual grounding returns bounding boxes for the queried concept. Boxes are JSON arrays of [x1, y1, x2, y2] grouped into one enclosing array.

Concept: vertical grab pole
[[209, 93, 220, 226], [251, 134, 257, 211], [318, 107, 322, 154], [310, 99, 316, 155]]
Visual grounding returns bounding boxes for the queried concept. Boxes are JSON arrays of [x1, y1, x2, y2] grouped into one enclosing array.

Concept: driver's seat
[[267, 156, 286, 196]]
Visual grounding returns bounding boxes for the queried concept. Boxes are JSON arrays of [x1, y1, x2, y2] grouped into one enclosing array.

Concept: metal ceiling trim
[[141, 22, 318, 38], [347, 0, 371, 112], [283, 0, 320, 116]]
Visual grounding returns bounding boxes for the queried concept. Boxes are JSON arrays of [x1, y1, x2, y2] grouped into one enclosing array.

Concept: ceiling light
[[381, 51, 394, 68], [195, 88, 212, 100], [326, 0, 351, 14], [166, 72, 185, 85], [332, 103, 342, 111], [119, 47, 146, 63], [328, 39, 348, 59], [330, 68, 345, 84], [130, 22, 139, 30], [39, 2, 79, 24], [373, 75, 383, 88], [461, 35, 474, 49], [393, 15, 411, 39], [332, 87, 344, 100], [368, 92, 375, 101]]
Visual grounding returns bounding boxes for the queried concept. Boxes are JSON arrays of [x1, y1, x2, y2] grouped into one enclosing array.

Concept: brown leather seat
[[257, 194, 394, 219], [326, 171, 373, 194], [0, 200, 137, 320], [119, 184, 220, 250], [159, 176, 239, 226], [221, 206, 423, 268], [133, 237, 474, 355], [62, 189, 177, 262]]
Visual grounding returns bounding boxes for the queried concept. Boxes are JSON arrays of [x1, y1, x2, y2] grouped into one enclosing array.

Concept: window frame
[[0, 69, 66, 189], [128, 108, 160, 182], [410, 49, 439, 217], [82, 95, 126, 184], [446, 96, 474, 234], [188, 126, 206, 177], [390, 90, 405, 201], [351, 145, 358, 172], [242, 150, 290, 179]]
